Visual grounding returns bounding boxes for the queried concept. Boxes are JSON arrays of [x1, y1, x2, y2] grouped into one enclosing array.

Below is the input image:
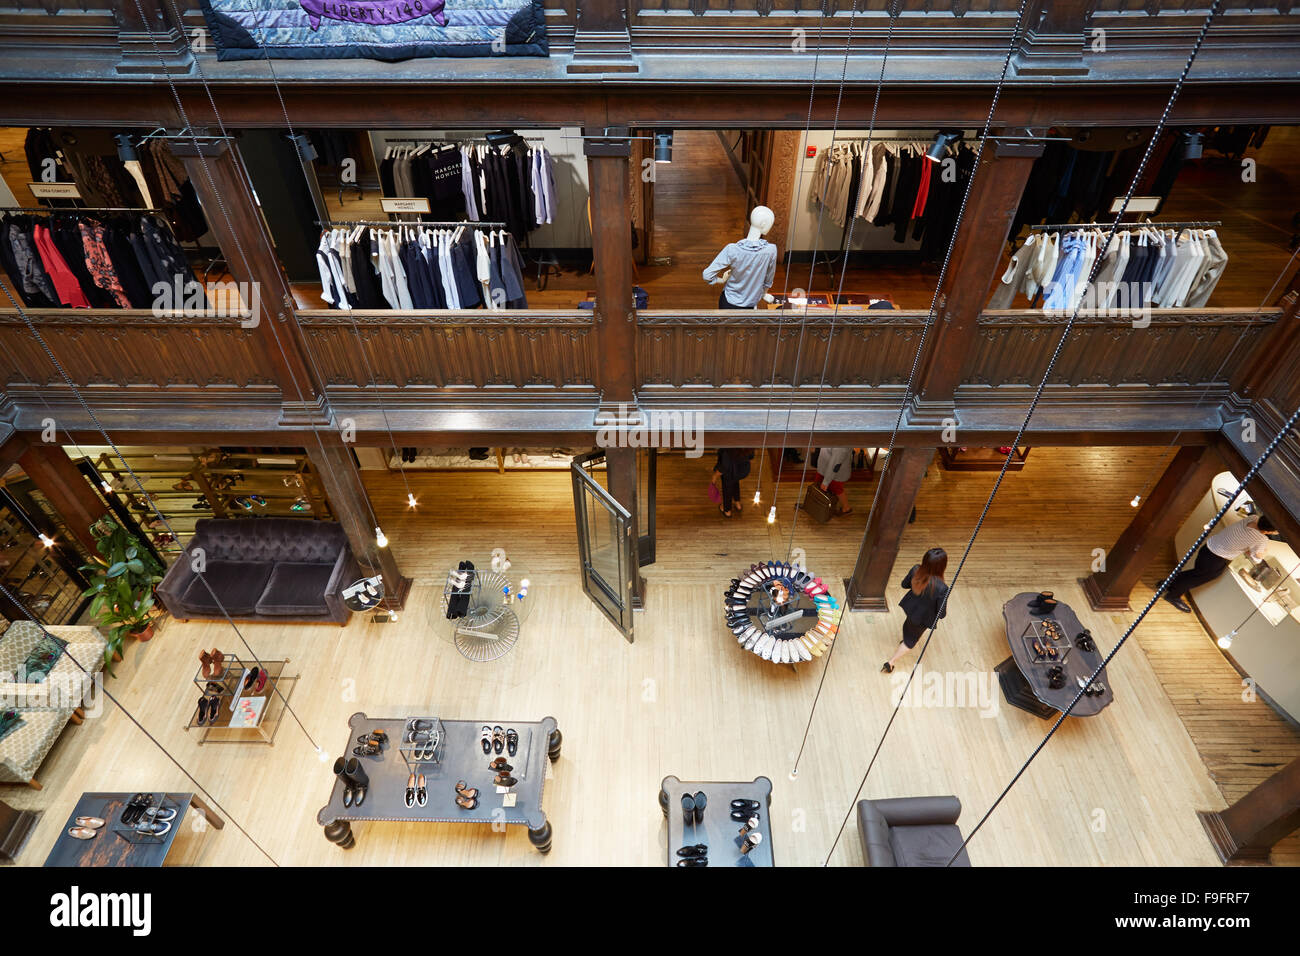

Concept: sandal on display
[[455, 780, 478, 800], [74, 816, 106, 830], [489, 757, 512, 772], [506, 728, 519, 757], [492, 726, 505, 755], [196, 697, 209, 726], [456, 792, 479, 811], [67, 827, 99, 841], [493, 772, 517, 788], [416, 774, 428, 807], [405, 773, 416, 809], [480, 725, 493, 755]]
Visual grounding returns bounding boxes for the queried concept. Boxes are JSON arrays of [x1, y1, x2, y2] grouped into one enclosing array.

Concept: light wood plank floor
[[4, 446, 1295, 866]]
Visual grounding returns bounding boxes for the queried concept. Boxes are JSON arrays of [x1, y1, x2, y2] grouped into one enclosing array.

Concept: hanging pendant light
[[753, 490, 762, 505], [388, 609, 399, 622], [375, 527, 388, 548], [1217, 630, 1236, 649], [407, 493, 417, 508], [1130, 495, 1142, 507], [767, 506, 777, 524], [38, 533, 54, 548]]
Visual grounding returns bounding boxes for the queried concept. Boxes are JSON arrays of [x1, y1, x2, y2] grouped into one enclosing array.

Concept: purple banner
[[299, 0, 448, 29]]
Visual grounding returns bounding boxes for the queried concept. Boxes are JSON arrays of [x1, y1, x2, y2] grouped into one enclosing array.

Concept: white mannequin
[[703, 205, 779, 306]]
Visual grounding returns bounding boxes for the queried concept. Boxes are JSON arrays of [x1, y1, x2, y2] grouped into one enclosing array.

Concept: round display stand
[[724, 561, 839, 663], [439, 562, 534, 662]]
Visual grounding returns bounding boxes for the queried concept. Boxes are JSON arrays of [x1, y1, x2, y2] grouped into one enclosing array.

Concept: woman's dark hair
[[912, 547, 948, 593], [1258, 515, 1277, 534]]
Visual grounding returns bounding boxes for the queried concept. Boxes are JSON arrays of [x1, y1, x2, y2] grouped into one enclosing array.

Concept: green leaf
[[106, 562, 127, 578], [126, 559, 144, 575], [126, 547, 137, 560]]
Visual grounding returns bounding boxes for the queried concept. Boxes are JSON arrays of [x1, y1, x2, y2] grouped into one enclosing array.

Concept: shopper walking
[[712, 448, 755, 518], [815, 446, 854, 516], [1164, 515, 1277, 612], [882, 547, 948, 674]]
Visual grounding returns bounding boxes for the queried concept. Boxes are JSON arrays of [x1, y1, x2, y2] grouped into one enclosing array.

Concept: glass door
[[638, 447, 656, 567], [571, 451, 636, 643]]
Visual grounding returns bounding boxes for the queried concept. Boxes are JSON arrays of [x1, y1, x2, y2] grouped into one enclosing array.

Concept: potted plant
[[81, 517, 165, 672]]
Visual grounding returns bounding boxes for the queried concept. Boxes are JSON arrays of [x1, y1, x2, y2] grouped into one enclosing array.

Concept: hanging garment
[[9, 221, 60, 305], [990, 234, 1039, 309], [1183, 230, 1228, 308], [1043, 232, 1088, 311], [78, 220, 132, 308]]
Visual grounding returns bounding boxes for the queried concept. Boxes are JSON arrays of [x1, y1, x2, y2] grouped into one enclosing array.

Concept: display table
[[318, 712, 561, 853], [184, 654, 298, 745], [658, 775, 774, 867], [997, 593, 1113, 718], [43, 791, 224, 867]]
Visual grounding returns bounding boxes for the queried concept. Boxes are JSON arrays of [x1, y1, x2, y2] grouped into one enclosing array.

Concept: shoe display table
[[998, 593, 1114, 719], [659, 775, 774, 867], [43, 791, 224, 867], [318, 712, 561, 853], [185, 654, 299, 745]]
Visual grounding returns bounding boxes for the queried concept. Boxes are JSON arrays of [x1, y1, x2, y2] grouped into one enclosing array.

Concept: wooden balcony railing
[[0, 309, 279, 392], [296, 310, 599, 390]]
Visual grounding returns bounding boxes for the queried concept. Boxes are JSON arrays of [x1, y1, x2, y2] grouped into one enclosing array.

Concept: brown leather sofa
[[157, 519, 357, 624], [857, 796, 972, 866]]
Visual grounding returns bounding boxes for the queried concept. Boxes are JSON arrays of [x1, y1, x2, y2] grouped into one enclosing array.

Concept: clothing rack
[[315, 219, 507, 229], [380, 137, 546, 146], [1031, 220, 1222, 231]]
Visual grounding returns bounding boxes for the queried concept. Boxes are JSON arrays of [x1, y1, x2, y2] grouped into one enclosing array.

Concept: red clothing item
[[911, 160, 934, 220], [33, 223, 90, 308]]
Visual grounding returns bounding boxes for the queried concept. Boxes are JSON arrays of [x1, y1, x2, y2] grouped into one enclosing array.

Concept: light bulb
[[388, 609, 398, 622], [1217, 630, 1236, 649], [38, 533, 54, 548], [316, 746, 330, 763], [374, 527, 388, 548], [100, 481, 112, 493], [753, 491, 761, 505], [767, 506, 776, 524], [407, 493, 417, 508], [1130, 495, 1141, 508], [788, 768, 799, 781]]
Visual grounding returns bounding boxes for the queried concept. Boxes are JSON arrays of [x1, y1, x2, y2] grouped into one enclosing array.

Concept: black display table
[[998, 592, 1114, 718], [318, 712, 561, 853], [659, 775, 774, 867], [43, 792, 224, 867]]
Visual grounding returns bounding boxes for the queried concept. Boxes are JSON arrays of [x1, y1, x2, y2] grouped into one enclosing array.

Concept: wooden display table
[[997, 593, 1113, 718], [184, 654, 298, 745], [659, 775, 774, 867], [43, 791, 224, 867], [318, 712, 561, 853]]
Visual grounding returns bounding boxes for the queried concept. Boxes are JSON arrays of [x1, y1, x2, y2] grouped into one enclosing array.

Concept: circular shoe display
[[724, 561, 839, 663]]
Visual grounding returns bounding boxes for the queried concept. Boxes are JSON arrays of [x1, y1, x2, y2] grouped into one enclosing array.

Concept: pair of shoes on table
[[731, 798, 761, 822], [67, 815, 107, 841], [198, 648, 225, 679], [354, 729, 387, 757], [1028, 591, 1058, 616], [121, 793, 156, 827], [676, 843, 708, 866], [455, 780, 478, 810], [404, 773, 428, 808], [241, 666, 267, 694], [195, 694, 222, 726], [480, 725, 520, 756], [681, 791, 707, 825], [334, 757, 369, 808]]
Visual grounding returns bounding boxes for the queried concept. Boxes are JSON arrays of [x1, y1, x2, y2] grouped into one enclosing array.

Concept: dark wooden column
[[18, 442, 108, 555], [585, 129, 644, 604], [911, 137, 1043, 426], [1081, 444, 1223, 611], [169, 136, 328, 425], [845, 448, 934, 611], [1015, 0, 1091, 76], [306, 440, 411, 611], [1199, 753, 1300, 863], [115, 0, 193, 75], [1231, 291, 1299, 406]]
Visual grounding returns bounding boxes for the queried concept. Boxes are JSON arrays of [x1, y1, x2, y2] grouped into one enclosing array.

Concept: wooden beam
[[305, 440, 411, 611], [845, 447, 934, 611], [168, 136, 328, 425], [585, 128, 638, 416], [17, 442, 108, 555], [1231, 292, 1300, 406], [1080, 445, 1223, 612], [913, 137, 1043, 424], [1199, 753, 1300, 864]]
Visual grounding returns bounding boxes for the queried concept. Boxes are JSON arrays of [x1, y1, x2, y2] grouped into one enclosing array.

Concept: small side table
[[43, 791, 224, 867], [660, 775, 774, 867]]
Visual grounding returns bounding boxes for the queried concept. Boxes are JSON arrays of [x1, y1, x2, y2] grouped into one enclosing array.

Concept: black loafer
[[676, 858, 708, 867], [676, 844, 708, 858], [730, 798, 760, 812]]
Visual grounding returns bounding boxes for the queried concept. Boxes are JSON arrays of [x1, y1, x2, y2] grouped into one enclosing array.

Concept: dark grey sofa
[[857, 796, 972, 867], [157, 519, 358, 624]]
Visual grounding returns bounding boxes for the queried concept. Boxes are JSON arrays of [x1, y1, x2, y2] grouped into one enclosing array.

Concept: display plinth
[[318, 712, 561, 853], [659, 775, 774, 867], [998, 593, 1113, 718]]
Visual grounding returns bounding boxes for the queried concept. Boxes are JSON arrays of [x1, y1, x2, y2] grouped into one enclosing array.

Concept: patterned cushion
[[21, 634, 67, 683], [0, 706, 75, 784], [0, 622, 106, 708]]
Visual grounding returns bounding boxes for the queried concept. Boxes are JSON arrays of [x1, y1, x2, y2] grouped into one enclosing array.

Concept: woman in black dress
[[882, 547, 948, 674], [712, 448, 754, 518]]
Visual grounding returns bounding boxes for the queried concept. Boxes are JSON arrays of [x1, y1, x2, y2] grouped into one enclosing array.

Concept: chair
[[857, 796, 972, 866]]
